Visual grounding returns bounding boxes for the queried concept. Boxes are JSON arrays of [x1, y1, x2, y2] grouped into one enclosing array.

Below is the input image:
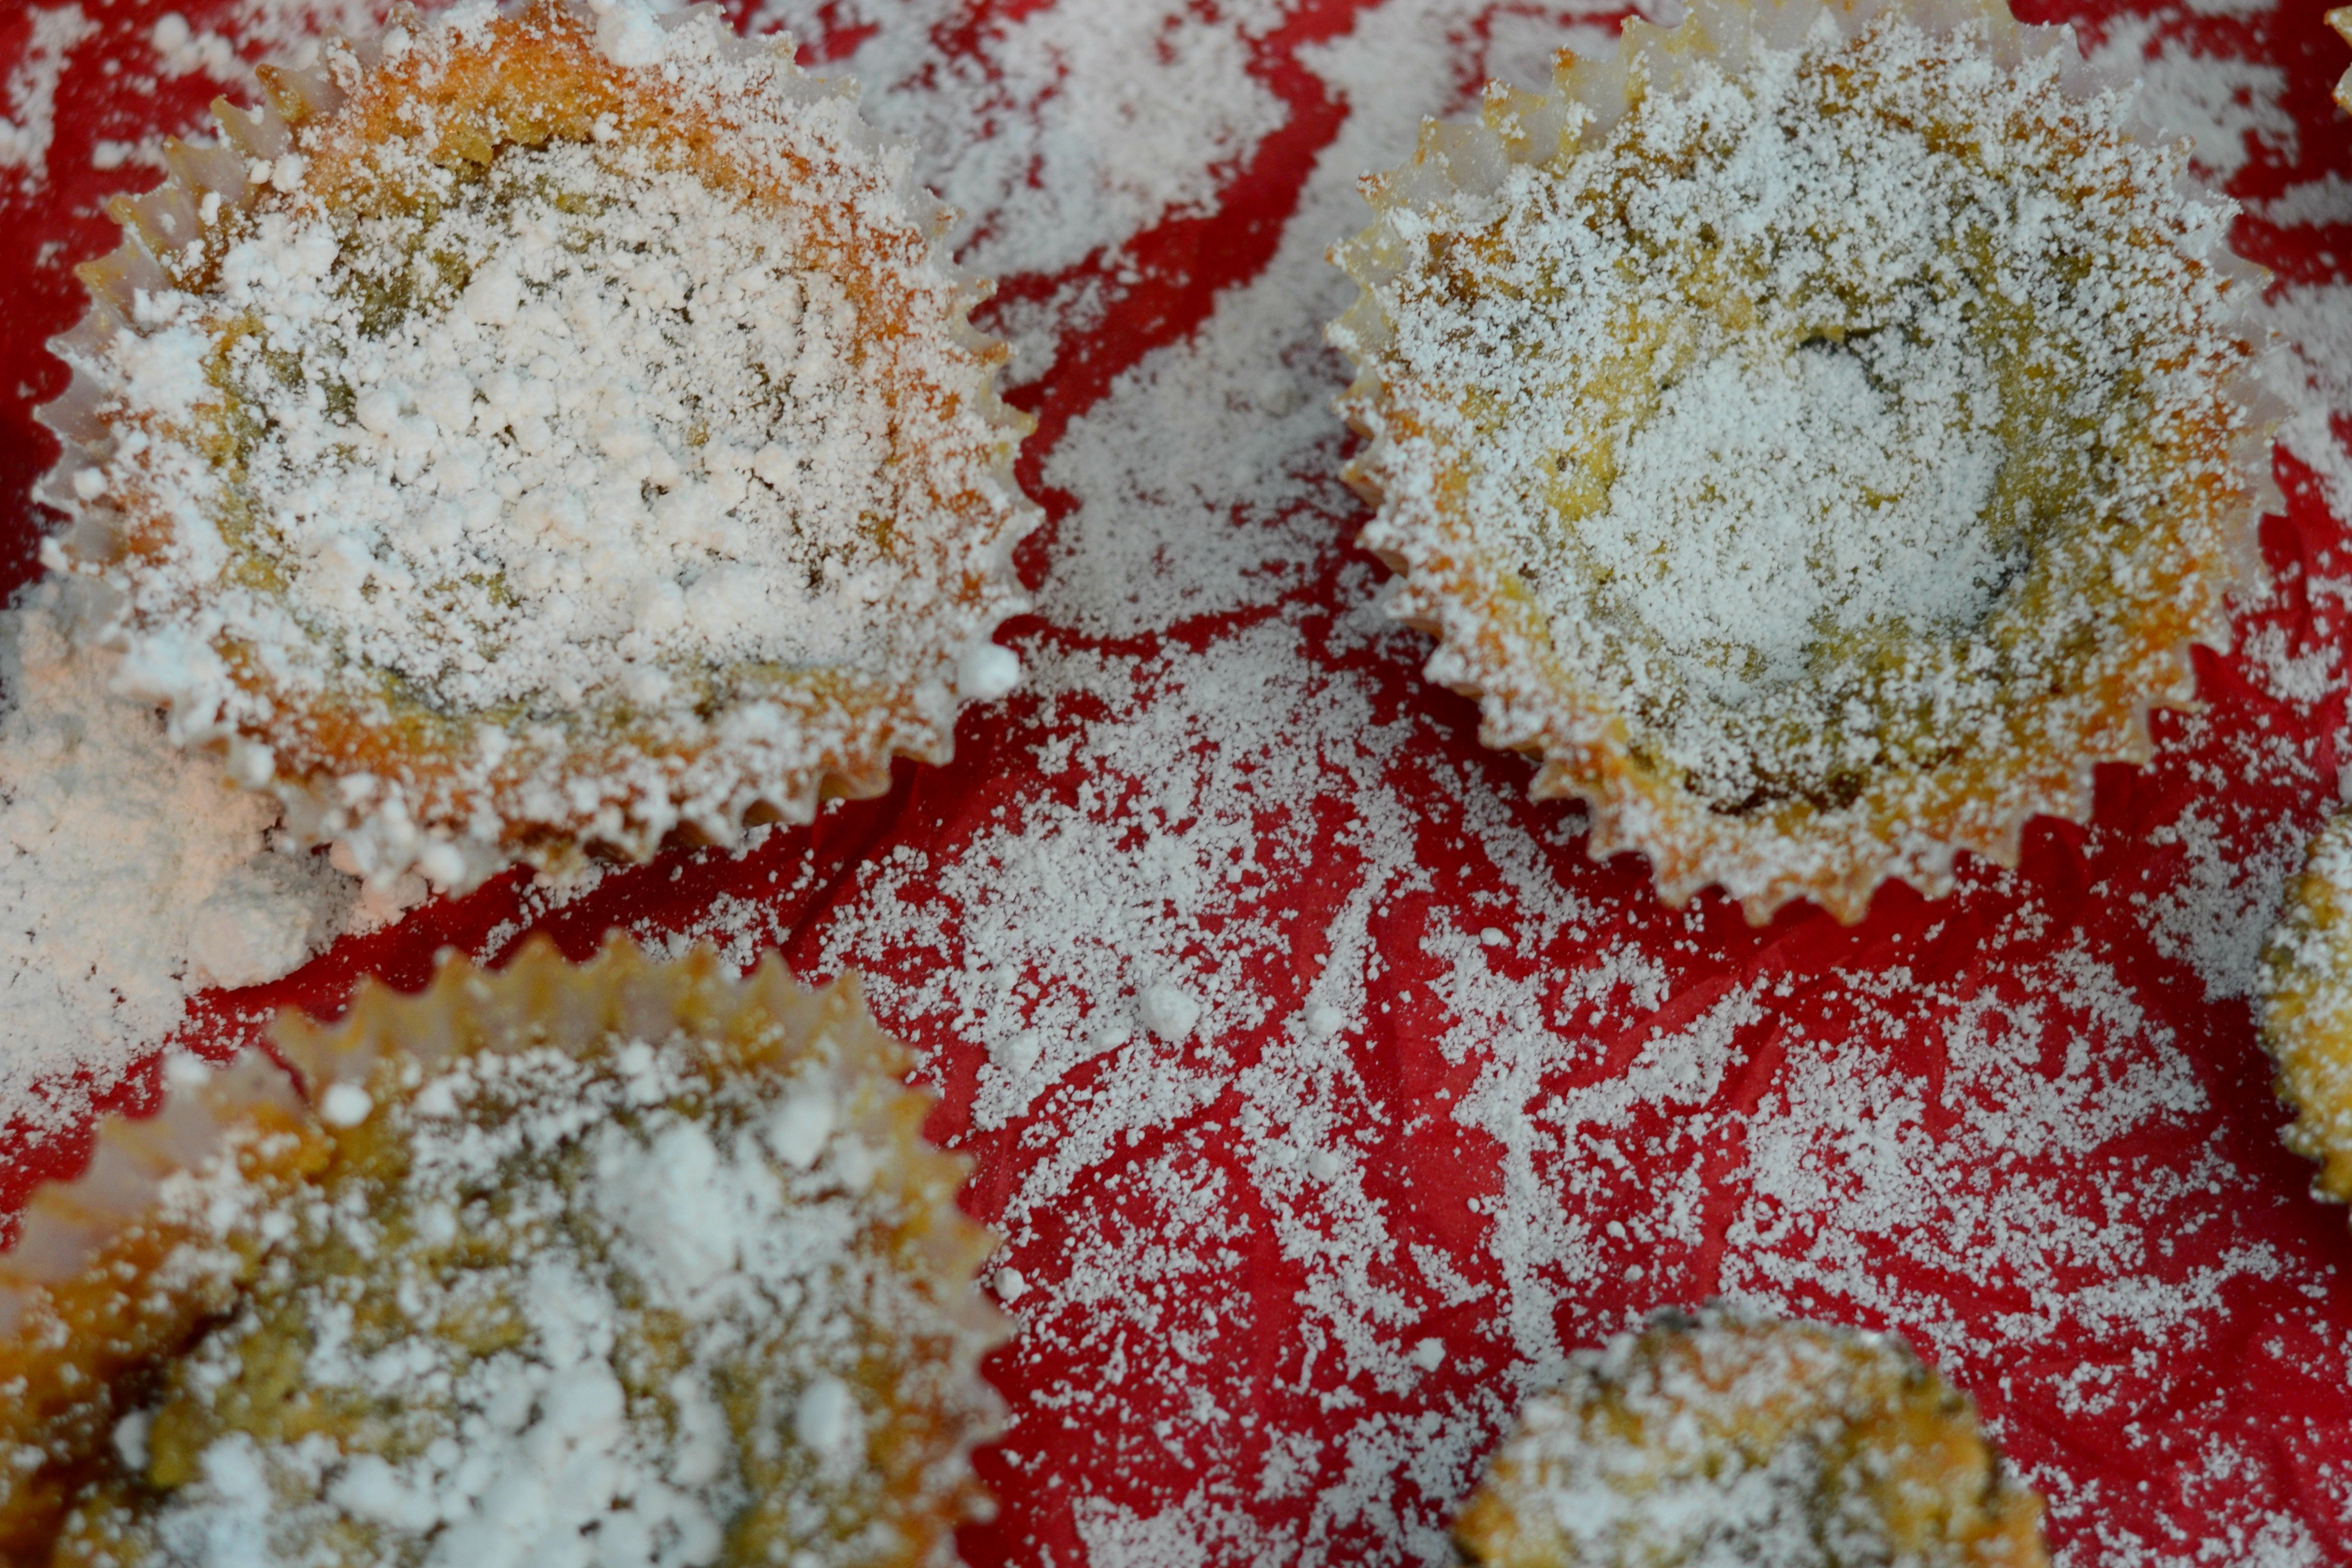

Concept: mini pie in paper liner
[[36, 0, 1039, 892], [2260, 808, 2352, 1211], [1328, 0, 2281, 924], [0, 938, 1008, 1567], [1455, 1306, 2047, 1568]]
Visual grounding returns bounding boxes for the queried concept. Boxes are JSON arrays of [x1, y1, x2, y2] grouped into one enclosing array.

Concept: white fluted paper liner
[[37, 0, 1041, 893], [1328, 0, 2284, 924]]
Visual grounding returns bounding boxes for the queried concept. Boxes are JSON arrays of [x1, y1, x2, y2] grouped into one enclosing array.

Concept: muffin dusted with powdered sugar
[[1329, 0, 2279, 922], [38, 0, 1038, 891], [1455, 1307, 2046, 1568], [0, 939, 1006, 1567]]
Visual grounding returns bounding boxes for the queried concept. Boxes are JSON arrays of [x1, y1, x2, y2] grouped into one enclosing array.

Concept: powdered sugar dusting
[[1570, 337, 2012, 710], [2256, 170, 2352, 229], [2261, 283, 2352, 520], [2081, 8, 2295, 186], [2136, 799, 2311, 1000], [618, 2, 2352, 1560], [4, 0, 2352, 1564], [1456, 1308, 2040, 1566], [0, 6, 94, 187], [0, 578, 365, 1137], [206, 140, 910, 707], [1335, 0, 2266, 917], [753, 0, 1292, 281]]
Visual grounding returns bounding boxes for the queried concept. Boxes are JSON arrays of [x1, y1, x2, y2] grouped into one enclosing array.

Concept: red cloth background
[[4, 0, 2352, 1562]]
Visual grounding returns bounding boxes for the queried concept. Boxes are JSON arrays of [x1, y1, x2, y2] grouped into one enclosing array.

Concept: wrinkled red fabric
[[3, 1, 2351, 1563]]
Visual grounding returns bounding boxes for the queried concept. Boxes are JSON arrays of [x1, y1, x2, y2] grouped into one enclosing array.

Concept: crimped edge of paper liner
[[1326, 0, 2286, 926], [2258, 808, 2352, 1209], [1453, 1304, 2049, 1568], [35, 0, 1043, 895], [0, 936, 1010, 1560]]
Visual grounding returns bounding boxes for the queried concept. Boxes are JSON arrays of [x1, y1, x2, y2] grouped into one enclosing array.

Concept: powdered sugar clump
[[148, 11, 243, 81]]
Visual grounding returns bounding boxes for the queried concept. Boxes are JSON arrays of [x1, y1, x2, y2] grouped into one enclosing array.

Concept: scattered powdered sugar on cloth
[[752, 0, 1292, 281], [6, 2, 2352, 1567], [0, 578, 366, 1137], [2080, 7, 2295, 187], [0, 6, 96, 186], [611, 2, 2352, 1564], [2262, 281, 2352, 521]]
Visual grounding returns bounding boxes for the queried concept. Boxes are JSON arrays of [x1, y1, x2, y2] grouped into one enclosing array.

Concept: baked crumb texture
[[1328, 0, 2280, 924], [37, 0, 1039, 893], [2259, 810, 2352, 1207], [0, 938, 1008, 1568], [1454, 1307, 2048, 1568]]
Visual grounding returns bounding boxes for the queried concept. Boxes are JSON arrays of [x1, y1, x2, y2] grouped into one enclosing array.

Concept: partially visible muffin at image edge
[[1457, 1306, 2048, 1568], [0, 936, 1008, 1567]]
